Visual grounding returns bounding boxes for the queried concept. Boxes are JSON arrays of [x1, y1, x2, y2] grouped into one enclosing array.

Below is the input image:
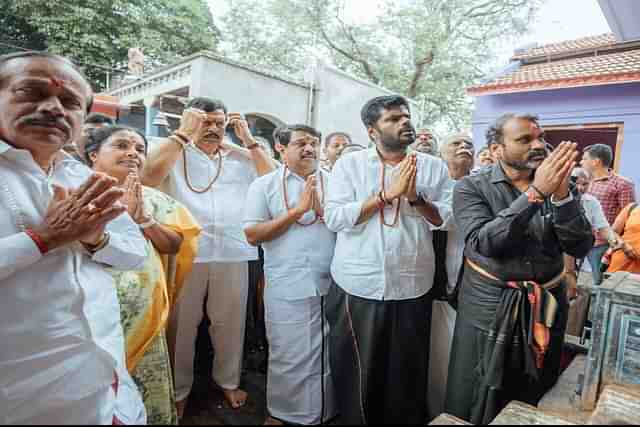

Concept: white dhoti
[[264, 290, 336, 425], [428, 300, 457, 419], [170, 261, 249, 400]]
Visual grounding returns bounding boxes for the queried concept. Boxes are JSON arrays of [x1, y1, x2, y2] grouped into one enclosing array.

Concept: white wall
[[191, 56, 310, 125], [313, 63, 397, 147]]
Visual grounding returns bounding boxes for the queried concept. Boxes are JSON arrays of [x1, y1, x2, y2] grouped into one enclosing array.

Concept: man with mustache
[[325, 95, 454, 424], [445, 113, 593, 424], [411, 128, 437, 155], [427, 133, 474, 418], [142, 97, 275, 414], [243, 124, 336, 425], [0, 51, 148, 424]]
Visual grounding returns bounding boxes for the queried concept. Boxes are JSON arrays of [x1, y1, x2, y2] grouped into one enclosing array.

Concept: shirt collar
[[283, 164, 324, 182], [592, 171, 613, 182]]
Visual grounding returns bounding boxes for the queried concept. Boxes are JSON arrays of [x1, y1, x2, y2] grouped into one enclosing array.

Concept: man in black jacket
[[445, 113, 593, 424]]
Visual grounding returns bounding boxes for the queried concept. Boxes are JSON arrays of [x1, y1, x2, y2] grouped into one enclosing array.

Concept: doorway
[[542, 123, 623, 172]]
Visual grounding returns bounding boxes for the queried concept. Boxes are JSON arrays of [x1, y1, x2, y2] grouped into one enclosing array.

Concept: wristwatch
[[408, 197, 426, 207]]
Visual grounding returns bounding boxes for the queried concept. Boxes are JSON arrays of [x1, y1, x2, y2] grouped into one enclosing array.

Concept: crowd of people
[[0, 50, 637, 426]]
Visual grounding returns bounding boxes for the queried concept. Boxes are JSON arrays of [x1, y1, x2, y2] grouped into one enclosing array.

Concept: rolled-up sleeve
[[325, 158, 366, 233], [243, 178, 270, 229], [0, 233, 43, 281], [92, 213, 147, 271], [454, 178, 540, 258]]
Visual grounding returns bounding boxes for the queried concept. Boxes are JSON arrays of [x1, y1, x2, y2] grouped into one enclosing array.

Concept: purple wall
[[471, 82, 640, 187]]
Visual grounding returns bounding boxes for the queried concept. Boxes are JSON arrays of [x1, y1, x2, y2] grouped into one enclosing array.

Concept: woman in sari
[[85, 126, 201, 424], [606, 202, 640, 274]]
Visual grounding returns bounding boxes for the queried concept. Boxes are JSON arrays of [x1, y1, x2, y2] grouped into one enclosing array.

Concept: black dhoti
[[444, 265, 569, 424], [327, 283, 432, 425]]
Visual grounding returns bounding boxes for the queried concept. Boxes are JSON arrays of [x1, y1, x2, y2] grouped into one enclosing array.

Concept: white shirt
[[0, 142, 147, 425], [163, 142, 259, 263], [445, 181, 465, 294], [244, 167, 336, 300], [580, 193, 610, 231], [325, 148, 454, 300]]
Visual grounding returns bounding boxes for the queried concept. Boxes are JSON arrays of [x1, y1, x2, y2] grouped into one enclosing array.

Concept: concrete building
[[106, 51, 415, 152]]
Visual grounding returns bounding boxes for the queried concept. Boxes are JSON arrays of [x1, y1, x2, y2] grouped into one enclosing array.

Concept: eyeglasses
[[290, 137, 320, 147]]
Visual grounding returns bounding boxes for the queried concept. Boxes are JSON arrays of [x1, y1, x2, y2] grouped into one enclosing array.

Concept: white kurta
[[325, 147, 454, 300], [244, 167, 337, 424], [0, 142, 148, 425], [163, 142, 260, 399]]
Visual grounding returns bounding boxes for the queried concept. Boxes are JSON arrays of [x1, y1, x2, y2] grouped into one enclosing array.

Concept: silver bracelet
[[138, 217, 157, 229]]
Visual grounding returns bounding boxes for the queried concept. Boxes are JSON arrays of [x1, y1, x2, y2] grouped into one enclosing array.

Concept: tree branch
[[407, 51, 434, 98]]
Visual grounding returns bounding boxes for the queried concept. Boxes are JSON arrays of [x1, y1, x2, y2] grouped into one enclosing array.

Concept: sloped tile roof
[[511, 33, 617, 60], [469, 47, 640, 95]]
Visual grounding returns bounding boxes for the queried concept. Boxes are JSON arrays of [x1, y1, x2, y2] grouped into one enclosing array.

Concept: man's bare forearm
[[416, 201, 443, 227], [249, 146, 277, 177], [355, 195, 381, 226], [141, 137, 183, 187], [244, 209, 304, 246]]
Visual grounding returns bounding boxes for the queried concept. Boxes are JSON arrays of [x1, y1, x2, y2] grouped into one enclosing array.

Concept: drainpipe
[[304, 60, 318, 126]]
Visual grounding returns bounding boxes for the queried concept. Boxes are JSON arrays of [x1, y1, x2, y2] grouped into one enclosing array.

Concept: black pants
[[327, 283, 432, 425]]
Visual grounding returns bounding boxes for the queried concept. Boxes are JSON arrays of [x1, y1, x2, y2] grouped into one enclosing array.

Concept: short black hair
[[0, 51, 94, 113], [185, 97, 227, 115], [584, 143, 613, 168], [273, 124, 321, 146], [361, 95, 411, 128], [84, 125, 148, 165], [486, 113, 539, 146], [85, 113, 115, 126], [325, 132, 352, 146]]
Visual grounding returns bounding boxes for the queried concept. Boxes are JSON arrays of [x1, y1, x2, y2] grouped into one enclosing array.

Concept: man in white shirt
[[142, 97, 275, 412], [244, 124, 337, 425], [325, 95, 454, 424], [428, 133, 475, 419], [0, 51, 147, 424]]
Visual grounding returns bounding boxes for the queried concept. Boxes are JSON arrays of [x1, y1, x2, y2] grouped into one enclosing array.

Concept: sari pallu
[[110, 186, 201, 424], [465, 259, 564, 425]]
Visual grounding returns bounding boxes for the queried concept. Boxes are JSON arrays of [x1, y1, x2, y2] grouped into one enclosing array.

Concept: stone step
[[538, 354, 592, 424], [429, 414, 472, 425], [588, 385, 640, 425], [489, 401, 576, 425]]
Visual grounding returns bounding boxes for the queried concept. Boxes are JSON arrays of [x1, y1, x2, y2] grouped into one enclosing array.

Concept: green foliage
[[219, 0, 542, 131], [4, 0, 218, 91]]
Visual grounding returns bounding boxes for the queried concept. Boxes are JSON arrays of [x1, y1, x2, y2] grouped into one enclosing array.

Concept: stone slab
[[588, 385, 640, 425], [538, 354, 592, 424], [429, 414, 472, 425], [489, 401, 576, 425]]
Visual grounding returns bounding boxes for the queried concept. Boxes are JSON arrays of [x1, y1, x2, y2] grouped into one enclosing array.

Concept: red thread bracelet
[[25, 229, 49, 255]]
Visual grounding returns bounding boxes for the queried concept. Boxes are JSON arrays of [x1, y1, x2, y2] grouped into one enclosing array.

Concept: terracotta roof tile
[[511, 33, 617, 60], [469, 49, 640, 95]]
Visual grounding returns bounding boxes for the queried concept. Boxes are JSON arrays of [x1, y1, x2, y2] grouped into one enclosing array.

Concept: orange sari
[[608, 203, 640, 274]]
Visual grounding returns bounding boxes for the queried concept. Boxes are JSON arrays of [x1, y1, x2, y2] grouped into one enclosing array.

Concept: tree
[[7, 0, 219, 91], [219, 0, 542, 131]]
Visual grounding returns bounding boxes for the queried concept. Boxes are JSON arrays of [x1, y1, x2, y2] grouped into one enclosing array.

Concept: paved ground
[[181, 272, 598, 425]]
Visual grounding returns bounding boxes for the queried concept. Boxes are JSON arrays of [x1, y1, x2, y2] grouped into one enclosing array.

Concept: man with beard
[[244, 124, 336, 426], [142, 97, 275, 414], [428, 133, 474, 418], [325, 95, 454, 424], [445, 113, 593, 424], [0, 51, 147, 424], [323, 131, 352, 172], [411, 128, 437, 155]]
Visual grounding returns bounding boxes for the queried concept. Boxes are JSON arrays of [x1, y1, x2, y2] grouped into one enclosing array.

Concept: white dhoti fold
[[428, 300, 457, 419], [264, 291, 337, 424]]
